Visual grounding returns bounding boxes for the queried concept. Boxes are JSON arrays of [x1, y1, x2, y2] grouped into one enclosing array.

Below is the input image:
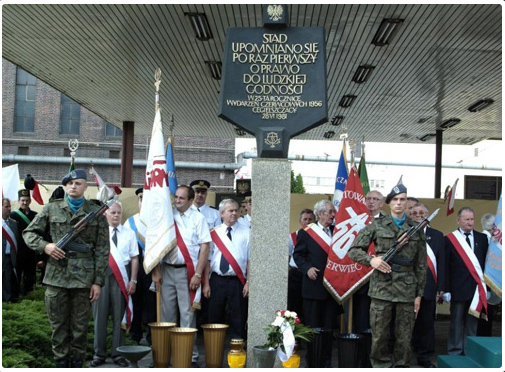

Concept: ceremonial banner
[[332, 143, 348, 211], [358, 154, 370, 195], [31, 182, 44, 205], [166, 136, 178, 197], [325, 167, 374, 303], [141, 108, 178, 274], [484, 193, 502, 299], [90, 166, 122, 202], [2, 164, 20, 201], [446, 178, 458, 216]]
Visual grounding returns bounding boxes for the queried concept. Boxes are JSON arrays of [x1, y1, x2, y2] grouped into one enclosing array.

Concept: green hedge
[[2, 287, 136, 368], [2, 288, 53, 368]]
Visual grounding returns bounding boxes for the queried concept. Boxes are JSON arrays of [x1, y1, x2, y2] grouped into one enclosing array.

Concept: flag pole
[[154, 68, 163, 323]]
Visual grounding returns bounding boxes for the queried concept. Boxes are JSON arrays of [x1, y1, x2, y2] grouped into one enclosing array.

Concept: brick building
[[2, 59, 236, 192]]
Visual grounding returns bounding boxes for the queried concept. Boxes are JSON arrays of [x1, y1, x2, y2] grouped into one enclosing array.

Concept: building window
[[14, 68, 37, 133], [105, 121, 122, 137], [109, 150, 120, 159], [60, 94, 81, 135], [17, 146, 29, 155]]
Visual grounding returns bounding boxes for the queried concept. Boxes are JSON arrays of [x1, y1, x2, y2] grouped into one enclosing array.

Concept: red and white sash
[[290, 231, 298, 247], [426, 242, 437, 285], [210, 227, 247, 285], [2, 219, 17, 256], [305, 223, 331, 254], [174, 223, 201, 310], [447, 230, 488, 319], [109, 242, 133, 329]]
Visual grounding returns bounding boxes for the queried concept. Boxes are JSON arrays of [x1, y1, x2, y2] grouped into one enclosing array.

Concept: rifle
[[381, 208, 440, 263], [57, 197, 118, 266]]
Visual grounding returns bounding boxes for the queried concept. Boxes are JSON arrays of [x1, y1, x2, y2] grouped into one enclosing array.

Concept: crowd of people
[[2, 168, 499, 368]]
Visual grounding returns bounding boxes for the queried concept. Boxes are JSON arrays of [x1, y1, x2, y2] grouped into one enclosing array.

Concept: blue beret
[[385, 184, 407, 204], [62, 169, 87, 185]]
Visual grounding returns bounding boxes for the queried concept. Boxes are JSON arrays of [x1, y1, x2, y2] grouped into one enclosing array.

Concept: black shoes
[[114, 357, 130, 367], [89, 358, 105, 367]]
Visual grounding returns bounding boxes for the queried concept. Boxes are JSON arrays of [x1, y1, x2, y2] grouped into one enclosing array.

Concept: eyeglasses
[[365, 197, 380, 202], [411, 211, 427, 216]]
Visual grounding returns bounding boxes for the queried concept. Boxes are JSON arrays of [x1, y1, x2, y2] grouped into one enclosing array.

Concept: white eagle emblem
[[267, 5, 283, 21]]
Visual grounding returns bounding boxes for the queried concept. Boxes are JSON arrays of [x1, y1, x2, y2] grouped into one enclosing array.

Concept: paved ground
[[93, 314, 501, 368]]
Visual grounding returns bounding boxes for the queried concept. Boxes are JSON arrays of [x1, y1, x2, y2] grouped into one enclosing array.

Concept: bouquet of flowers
[[264, 310, 317, 361]]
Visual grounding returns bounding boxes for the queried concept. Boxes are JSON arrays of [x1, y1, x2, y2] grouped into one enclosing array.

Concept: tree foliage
[[290, 170, 306, 194]]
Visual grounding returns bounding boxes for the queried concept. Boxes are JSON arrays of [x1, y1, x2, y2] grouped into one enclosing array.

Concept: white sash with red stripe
[[426, 242, 437, 285], [447, 230, 488, 319], [2, 219, 17, 256], [210, 226, 247, 285], [174, 223, 201, 310], [305, 223, 331, 254], [109, 243, 133, 329]]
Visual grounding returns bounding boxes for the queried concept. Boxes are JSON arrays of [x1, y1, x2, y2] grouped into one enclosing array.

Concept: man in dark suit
[[10, 189, 38, 295], [411, 203, 446, 367], [445, 206, 489, 356], [293, 199, 343, 367], [3, 198, 19, 303]]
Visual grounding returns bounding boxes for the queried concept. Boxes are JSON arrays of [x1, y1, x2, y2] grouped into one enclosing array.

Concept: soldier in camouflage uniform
[[348, 184, 427, 367], [23, 169, 109, 368]]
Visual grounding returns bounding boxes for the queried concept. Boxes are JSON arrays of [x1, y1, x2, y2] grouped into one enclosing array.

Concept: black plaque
[[464, 175, 502, 200], [219, 17, 327, 158]]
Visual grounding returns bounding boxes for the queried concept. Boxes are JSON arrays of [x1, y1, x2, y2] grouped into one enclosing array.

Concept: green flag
[[69, 156, 75, 172], [358, 155, 370, 195]]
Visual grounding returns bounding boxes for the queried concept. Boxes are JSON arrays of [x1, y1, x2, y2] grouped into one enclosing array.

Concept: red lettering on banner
[[144, 165, 169, 191]]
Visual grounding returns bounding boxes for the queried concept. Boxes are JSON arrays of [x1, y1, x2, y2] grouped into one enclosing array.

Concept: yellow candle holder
[[227, 339, 246, 368]]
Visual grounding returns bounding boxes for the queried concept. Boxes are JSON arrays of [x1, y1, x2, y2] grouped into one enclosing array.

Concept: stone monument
[[218, 5, 327, 366]]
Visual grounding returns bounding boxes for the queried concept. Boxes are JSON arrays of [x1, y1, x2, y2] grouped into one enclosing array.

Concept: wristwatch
[[194, 273, 202, 279], [131, 279, 138, 284]]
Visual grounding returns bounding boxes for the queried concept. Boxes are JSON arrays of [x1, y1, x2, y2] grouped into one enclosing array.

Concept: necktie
[[112, 227, 118, 247], [324, 227, 331, 237], [108, 228, 118, 276], [464, 232, 472, 248], [220, 227, 231, 274]]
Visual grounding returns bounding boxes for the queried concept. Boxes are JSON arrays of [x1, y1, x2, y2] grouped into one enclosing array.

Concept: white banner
[[2, 164, 20, 201], [140, 109, 177, 274]]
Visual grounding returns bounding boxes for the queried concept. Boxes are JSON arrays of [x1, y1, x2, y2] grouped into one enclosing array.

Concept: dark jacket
[[293, 224, 333, 300], [445, 229, 488, 302]]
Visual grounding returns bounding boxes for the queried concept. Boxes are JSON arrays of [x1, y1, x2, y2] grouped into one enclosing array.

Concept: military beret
[[190, 179, 210, 190], [18, 189, 30, 199], [135, 187, 143, 196], [62, 169, 87, 186], [385, 184, 407, 204]]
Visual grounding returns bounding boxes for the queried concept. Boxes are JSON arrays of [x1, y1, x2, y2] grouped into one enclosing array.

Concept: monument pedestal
[[247, 158, 291, 367]]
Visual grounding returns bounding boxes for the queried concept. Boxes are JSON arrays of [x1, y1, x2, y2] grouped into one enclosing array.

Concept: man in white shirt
[[204, 199, 250, 339], [190, 179, 221, 229], [152, 185, 211, 367], [365, 190, 385, 219], [91, 202, 139, 367]]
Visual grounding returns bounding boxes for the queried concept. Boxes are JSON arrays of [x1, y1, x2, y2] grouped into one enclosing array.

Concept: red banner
[[324, 166, 375, 303]]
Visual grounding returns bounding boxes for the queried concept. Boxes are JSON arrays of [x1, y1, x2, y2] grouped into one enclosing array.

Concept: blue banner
[[332, 146, 348, 211], [484, 193, 502, 299], [166, 136, 178, 197]]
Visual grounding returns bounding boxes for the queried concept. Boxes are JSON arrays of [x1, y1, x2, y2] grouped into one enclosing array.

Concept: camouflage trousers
[[45, 285, 91, 362], [369, 298, 416, 367]]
